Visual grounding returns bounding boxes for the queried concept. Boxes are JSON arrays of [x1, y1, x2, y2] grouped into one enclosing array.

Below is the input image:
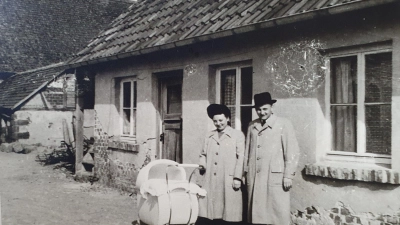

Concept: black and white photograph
[[0, 0, 399, 224]]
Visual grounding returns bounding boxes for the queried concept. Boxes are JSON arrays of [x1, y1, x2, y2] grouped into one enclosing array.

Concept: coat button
[[214, 162, 217, 165], [214, 173, 216, 176], [258, 133, 262, 136], [257, 170, 260, 173], [257, 145, 261, 148], [257, 157, 260, 160], [216, 152, 218, 155]]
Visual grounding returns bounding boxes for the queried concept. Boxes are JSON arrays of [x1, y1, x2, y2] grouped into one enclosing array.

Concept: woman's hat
[[252, 92, 277, 108], [207, 104, 231, 119]]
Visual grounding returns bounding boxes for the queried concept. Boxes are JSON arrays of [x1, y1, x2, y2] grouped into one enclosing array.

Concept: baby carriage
[[136, 159, 206, 225]]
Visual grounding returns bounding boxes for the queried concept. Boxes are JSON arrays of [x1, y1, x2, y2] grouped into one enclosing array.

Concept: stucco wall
[[92, 5, 400, 216], [13, 110, 74, 146]]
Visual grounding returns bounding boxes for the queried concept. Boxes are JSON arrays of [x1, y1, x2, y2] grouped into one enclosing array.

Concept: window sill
[[108, 138, 139, 152], [304, 162, 400, 184], [326, 151, 391, 164]]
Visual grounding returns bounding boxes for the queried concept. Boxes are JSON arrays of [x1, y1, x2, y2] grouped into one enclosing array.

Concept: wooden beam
[[75, 89, 84, 173]]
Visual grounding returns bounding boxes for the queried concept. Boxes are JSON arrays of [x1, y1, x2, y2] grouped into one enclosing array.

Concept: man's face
[[256, 104, 273, 121]]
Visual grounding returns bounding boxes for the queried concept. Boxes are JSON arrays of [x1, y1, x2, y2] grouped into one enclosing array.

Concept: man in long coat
[[244, 92, 299, 225]]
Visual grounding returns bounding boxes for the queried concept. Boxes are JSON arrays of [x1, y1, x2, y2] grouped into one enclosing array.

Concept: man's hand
[[232, 179, 241, 191], [283, 177, 292, 191], [199, 165, 206, 175]]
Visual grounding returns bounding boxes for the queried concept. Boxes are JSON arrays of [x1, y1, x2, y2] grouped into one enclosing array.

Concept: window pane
[[132, 109, 136, 136], [133, 81, 137, 108], [241, 67, 253, 105], [241, 106, 252, 135], [331, 56, 357, 104], [227, 106, 236, 128], [365, 105, 391, 155], [221, 69, 236, 105], [365, 52, 392, 103], [331, 106, 357, 152], [122, 109, 131, 135], [167, 84, 182, 114], [123, 82, 131, 108]]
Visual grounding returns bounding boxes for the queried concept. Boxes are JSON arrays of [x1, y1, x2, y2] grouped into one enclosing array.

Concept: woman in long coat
[[198, 104, 245, 225], [244, 92, 299, 225]]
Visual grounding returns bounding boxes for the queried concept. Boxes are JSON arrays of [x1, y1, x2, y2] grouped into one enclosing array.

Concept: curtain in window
[[365, 53, 392, 154], [221, 70, 236, 127], [331, 57, 357, 152]]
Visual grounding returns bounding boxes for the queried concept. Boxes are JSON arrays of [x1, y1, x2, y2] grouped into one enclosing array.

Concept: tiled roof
[[0, 0, 131, 72], [68, 0, 398, 65], [0, 63, 68, 110]]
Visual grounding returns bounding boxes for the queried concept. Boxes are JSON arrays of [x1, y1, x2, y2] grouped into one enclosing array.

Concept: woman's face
[[212, 114, 229, 131]]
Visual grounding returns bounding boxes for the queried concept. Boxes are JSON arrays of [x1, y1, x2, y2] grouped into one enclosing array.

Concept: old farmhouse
[[67, 0, 400, 223]]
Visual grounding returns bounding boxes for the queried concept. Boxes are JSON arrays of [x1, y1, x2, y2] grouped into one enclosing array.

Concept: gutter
[[66, 0, 400, 69]]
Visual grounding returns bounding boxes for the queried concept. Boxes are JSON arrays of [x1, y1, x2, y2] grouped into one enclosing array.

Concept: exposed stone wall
[[291, 202, 400, 225], [93, 111, 151, 193], [10, 114, 30, 141]]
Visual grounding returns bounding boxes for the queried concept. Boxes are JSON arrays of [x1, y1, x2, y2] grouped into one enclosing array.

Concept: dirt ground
[[0, 151, 137, 225]]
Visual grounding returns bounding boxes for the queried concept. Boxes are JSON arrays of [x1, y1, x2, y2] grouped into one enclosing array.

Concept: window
[[216, 65, 253, 134], [120, 78, 137, 137], [327, 45, 392, 164]]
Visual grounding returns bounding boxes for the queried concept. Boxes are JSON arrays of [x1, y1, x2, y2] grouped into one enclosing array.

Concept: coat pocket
[[268, 172, 283, 187]]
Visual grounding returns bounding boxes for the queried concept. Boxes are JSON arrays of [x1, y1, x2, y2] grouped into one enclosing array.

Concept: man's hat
[[252, 92, 277, 108], [207, 104, 231, 119]]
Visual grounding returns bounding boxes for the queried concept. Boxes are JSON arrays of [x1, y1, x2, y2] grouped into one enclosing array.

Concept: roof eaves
[[67, 0, 400, 69], [11, 81, 49, 111], [11, 68, 68, 111]]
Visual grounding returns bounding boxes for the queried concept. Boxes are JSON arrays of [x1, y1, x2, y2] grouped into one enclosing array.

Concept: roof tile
[[0, 63, 67, 109], [68, 0, 387, 64]]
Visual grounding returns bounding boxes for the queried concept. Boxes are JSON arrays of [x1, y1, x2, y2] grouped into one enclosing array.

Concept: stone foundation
[[92, 111, 151, 193], [291, 202, 400, 225]]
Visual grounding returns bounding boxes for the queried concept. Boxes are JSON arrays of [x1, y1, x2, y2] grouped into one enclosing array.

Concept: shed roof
[[68, 0, 399, 65], [0, 63, 68, 111]]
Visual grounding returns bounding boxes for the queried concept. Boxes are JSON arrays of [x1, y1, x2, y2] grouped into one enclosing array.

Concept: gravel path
[[0, 151, 137, 225]]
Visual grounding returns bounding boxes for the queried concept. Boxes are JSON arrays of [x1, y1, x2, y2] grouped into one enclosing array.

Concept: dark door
[[160, 74, 183, 163]]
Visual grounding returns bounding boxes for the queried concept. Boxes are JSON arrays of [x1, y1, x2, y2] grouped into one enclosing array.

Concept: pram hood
[[140, 179, 206, 199], [136, 159, 206, 199]]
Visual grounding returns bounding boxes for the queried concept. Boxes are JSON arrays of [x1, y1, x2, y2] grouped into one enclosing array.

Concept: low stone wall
[[291, 202, 400, 225]]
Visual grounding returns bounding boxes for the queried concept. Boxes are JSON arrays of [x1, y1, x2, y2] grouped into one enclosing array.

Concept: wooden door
[[160, 75, 183, 163]]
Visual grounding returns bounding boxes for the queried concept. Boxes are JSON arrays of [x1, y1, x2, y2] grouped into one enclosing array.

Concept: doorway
[[158, 70, 183, 163]]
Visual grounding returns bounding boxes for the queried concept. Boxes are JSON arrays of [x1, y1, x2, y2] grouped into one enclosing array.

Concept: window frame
[[119, 77, 137, 139], [215, 62, 253, 132], [325, 44, 392, 165]]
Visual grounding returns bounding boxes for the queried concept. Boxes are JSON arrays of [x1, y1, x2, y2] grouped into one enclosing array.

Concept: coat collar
[[209, 126, 233, 142], [254, 114, 278, 131]]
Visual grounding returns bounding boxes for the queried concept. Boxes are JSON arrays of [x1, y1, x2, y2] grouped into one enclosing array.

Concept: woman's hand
[[232, 179, 241, 191], [283, 177, 292, 191]]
